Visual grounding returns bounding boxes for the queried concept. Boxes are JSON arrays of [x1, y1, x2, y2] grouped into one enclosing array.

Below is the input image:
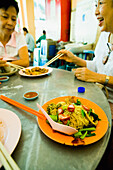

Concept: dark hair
[[23, 27, 28, 33], [43, 30, 46, 34], [0, 0, 19, 14]]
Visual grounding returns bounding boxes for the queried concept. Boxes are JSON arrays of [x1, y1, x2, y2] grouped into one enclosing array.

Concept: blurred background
[[16, 0, 101, 69]]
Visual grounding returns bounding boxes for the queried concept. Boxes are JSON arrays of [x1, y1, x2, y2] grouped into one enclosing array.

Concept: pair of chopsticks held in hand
[[44, 48, 71, 67]]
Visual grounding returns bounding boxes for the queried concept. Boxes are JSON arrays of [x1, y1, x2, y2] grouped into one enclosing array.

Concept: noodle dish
[[46, 96, 101, 140]]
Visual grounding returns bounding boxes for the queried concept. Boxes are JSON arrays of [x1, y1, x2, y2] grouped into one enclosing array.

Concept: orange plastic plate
[[37, 96, 108, 146]]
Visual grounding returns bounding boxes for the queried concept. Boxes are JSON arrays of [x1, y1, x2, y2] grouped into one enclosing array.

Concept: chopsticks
[[0, 95, 45, 120], [6, 62, 25, 70], [44, 53, 64, 67], [44, 48, 71, 67], [0, 141, 20, 170]]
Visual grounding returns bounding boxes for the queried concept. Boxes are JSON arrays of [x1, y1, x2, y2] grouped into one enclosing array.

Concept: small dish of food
[[0, 65, 18, 76], [0, 76, 9, 82], [23, 91, 39, 100]]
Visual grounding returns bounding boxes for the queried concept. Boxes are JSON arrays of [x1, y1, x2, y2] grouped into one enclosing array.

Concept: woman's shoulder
[[99, 32, 110, 40], [13, 31, 24, 38], [12, 31, 27, 47], [12, 31, 20, 35], [95, 32, 110, 54], [96, 32, 110, 47]]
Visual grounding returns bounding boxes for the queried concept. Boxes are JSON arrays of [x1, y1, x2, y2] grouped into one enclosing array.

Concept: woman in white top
[[58, 0, 113, 104], [0, 0, 29, 67]]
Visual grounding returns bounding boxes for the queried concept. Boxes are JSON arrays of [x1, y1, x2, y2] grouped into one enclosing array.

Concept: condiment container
[[0, 76, 9, 82], [23, 91, 39, 100]]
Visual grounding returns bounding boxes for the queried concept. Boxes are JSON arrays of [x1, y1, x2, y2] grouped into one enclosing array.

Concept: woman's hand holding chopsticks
[[57, 49, 77, 63], [44, 48, 71, 67]]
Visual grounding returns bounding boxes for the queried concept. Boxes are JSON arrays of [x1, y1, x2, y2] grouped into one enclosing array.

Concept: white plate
[[0, 108, 21, 167], [19, 66, 53, 77], [3, 57, 18, 61], [0, 67, 18, 76]]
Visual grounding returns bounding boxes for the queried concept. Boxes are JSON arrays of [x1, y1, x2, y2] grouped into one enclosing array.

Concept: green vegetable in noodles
[[58, 120, 63, 124], [75, 99, 81, 105], [46, 115, 58, 124], [62, 105, 68, 111], [66, 120, 70, 126], [90, 112, 101, 121], [80, 131, 88, 140], [73, 131, 82, 138], [86, 133, 96, 137], [79, 127, 96, 132], [49, 115, 58, 122], [81, 110, 86, 117], [46, 120, 49, 124], [88, 108, 92, 116]]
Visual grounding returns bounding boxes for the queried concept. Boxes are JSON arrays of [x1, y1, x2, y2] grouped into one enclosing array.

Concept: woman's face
[[95, 0, 113, 33], [0, 6, 17, 36]]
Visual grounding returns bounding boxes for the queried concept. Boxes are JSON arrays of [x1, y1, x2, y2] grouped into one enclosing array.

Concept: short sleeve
[[16, 32, 27, 50], [86, 59, 97, 72]]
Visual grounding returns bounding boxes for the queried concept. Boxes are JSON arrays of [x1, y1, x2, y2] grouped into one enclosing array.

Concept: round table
[[0, 68, 111, 170]]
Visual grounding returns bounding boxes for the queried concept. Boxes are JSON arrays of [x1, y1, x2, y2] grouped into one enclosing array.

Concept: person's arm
[[11, 46, 29, 67], [36, 37, 41, 44], [58, 49, 86, 67], [74, 67, 113, 88], [0, 58, 7, 67], [98, 74, 113, 88]]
